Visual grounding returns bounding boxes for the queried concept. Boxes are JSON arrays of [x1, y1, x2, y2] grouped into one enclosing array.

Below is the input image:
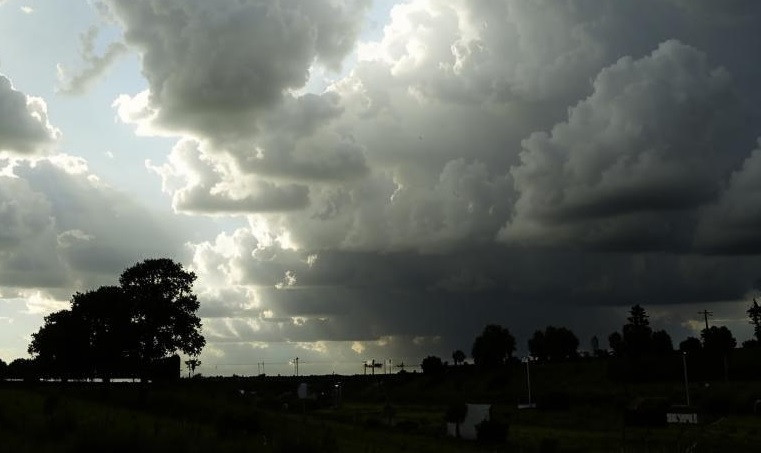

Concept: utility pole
[[682, 352, 691, 407], [526, 359, 532, 406], [293, 357, 299, 376], [698, 310, 713, 330], [521, 356, 534, 408]]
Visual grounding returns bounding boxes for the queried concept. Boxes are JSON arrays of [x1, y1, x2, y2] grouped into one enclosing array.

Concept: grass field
[[2, 358, 761, 452]]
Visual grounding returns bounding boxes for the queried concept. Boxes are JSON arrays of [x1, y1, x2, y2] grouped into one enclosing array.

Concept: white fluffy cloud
[[57, 26, 128, 94], [0, 74, 60, 155]]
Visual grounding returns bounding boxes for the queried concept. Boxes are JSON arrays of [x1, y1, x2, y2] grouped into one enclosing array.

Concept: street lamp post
[[682, 352, 690, 407], [523, 356, 533, 407]]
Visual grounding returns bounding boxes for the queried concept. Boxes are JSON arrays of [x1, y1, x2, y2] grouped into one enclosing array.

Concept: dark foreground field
[[2, 358, 761, 452]]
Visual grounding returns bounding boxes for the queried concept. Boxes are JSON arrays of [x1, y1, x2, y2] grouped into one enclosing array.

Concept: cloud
[[695, 139, 761, 254], [147, 139, 310, 214], [97, 1, 761, 364], [0, 74, 60, 155], [57, 26, 128, 94], [0, 157, 187, 301], [106, 0, 370, 139], [500, 40, 745, 251]]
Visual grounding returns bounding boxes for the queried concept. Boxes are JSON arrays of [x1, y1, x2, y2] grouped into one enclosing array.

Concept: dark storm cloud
[[695, 141, 761, 254], [192, 226, 761, 347], [101, 0, 761, 363], [501, 40, 748, 250]]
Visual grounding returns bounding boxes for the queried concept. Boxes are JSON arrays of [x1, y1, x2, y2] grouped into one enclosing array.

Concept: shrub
[[475, 419, 508, 443]]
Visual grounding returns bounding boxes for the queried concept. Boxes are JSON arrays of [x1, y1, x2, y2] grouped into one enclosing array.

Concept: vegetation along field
[[2, 354, 761, 452]]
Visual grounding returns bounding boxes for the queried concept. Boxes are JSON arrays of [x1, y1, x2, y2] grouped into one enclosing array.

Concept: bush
[[475, 419, 508, 443], [395, 420, 419, 433], [537, 391, 571, 411]]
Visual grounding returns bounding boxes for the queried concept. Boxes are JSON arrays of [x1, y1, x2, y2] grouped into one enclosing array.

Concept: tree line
[[421, 301, 761, 375], [0, 258, 205, 381], [2, 274, 761, 380]]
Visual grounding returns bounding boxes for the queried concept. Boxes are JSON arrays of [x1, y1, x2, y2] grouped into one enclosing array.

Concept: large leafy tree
[[528, 326, 579, 361], [608, 304, 673, 358], [679, 336, 702, 353], [420, 355, 445, 375], [651, 330, 674, 355], [471, 324, 516, 368], [701, 326, 736, 354], [608, 332, 624, 356], [71, 286, 136, 377], [452, 349, 466, 366], [29, 309, 91, 378], [28, 259, 205, 379], [120, 258, 205, 364]]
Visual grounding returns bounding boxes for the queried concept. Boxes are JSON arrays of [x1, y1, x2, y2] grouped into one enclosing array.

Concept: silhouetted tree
[[452, 350, 466, 366], [120, 259, 205, 368], [679, 336, 702, 353], [742, 339, 760, 349], [748, 298, 761, 342], [421, 356, 445, 375], [28, 259, 204, 380], [528, 326, 579, 361], [471, 324, 515, 368], [701, 326, 736, 354], [651, 330, 673, 355], [626, 304, 649, 326], [185, 358, 201, 378], [608, 332, 624, 356], [71, 286, 135, 379], [622, 304, 653, 357], [7, 358, 37, 381], [29, 309, 91, 378], [0, 358, 6, 379], [608, 304, 672, 358]]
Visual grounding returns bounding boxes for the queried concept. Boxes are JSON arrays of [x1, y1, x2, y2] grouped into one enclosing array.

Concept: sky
[[1, 0, 761, 377]]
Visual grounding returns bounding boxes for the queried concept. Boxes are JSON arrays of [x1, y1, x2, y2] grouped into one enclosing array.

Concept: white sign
[[667, 413, 698, 424]]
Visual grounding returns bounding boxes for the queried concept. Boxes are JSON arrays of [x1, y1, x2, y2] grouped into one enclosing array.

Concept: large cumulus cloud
[[108, 0, 370, 139], [0, 74, 60, 155], [695, 140, 761, 254], [0, 156, 186, 300], [99, 0, 761, 371], [501, 40, 746, 250]]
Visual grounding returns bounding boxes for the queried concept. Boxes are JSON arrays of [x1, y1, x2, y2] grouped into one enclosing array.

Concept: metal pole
[[526, 359, 532, 406], [683, 353, 690, 406]]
